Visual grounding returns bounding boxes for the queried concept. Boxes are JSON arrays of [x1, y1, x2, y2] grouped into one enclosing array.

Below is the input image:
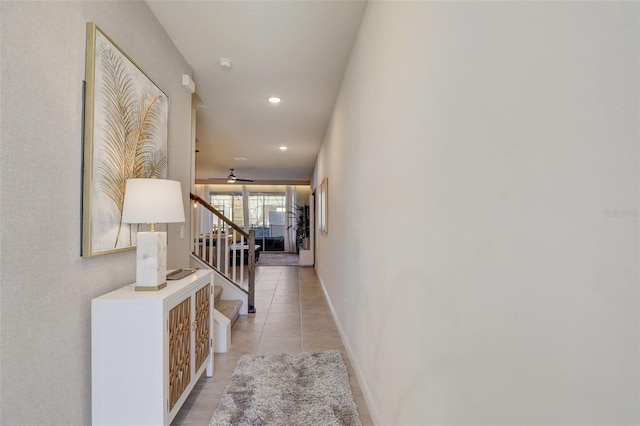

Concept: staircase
[[190, 193, 256, 311], [214, 285, 242, 326], [213, 285, 243, 353], [190, 193, 257, 353]]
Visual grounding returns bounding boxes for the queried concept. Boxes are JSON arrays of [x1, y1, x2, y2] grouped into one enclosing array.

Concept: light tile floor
[[171, 265, 373, 425]]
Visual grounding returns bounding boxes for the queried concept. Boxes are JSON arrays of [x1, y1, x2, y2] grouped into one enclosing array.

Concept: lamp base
[[135, 231, 167, 290]]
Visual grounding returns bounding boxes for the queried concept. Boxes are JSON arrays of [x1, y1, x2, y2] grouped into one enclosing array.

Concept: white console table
[[92, 269, 214, 426]]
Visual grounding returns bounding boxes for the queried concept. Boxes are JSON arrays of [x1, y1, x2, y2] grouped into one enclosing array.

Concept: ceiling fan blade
[[205, 177, 253, 182], [207, 169, 253, 183]]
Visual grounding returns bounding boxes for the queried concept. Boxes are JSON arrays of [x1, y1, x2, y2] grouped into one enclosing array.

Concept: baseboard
[[316, 275, 383, 426]]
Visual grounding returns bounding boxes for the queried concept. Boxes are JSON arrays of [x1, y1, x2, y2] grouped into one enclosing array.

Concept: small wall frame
[[318, 177, 328, 234]]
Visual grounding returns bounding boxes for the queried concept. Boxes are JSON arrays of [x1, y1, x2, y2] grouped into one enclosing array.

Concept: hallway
[[172, 265, 373, 425]]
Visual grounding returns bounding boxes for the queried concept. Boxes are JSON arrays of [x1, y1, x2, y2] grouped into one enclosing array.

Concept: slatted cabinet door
[[194, 284, 211, 371], [165, 278, 214, 422], [168, 296, 192, 410]]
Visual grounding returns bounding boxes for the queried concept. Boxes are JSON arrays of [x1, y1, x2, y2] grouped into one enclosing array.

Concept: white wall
[[315, 2, 639, 425], [0, 1, 193, 424]]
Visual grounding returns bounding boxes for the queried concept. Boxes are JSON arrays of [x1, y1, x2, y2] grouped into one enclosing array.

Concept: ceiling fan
[[210, 168, 254, 183]]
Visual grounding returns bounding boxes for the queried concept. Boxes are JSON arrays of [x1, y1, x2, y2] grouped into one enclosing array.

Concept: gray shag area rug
[[256, 252, 300, 266], [210, 350, 362, 426]]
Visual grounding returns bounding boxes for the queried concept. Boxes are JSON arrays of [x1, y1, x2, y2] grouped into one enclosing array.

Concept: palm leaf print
[[96, 44, 167, 248]]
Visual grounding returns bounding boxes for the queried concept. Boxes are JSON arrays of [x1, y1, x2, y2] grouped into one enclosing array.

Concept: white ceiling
[[146, 0, 367, 184]]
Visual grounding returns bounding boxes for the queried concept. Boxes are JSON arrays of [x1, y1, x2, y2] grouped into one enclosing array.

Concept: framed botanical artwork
[[82, 23, 169, 257], [318, 177, 328, 233]]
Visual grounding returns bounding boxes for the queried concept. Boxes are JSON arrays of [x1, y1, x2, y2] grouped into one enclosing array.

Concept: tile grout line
[[253, 268, 273, 355], [298, 268, 304, 352]]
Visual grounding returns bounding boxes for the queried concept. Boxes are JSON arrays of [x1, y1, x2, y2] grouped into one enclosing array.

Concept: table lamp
[[121, 178, 186, 291]]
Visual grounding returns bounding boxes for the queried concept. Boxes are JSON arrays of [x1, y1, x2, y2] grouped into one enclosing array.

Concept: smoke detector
[[219, 58, 233, 70]]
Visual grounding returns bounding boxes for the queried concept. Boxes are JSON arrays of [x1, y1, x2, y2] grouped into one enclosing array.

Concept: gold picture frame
[[82, 23, 169, 257], [318, 177, 328, 234]]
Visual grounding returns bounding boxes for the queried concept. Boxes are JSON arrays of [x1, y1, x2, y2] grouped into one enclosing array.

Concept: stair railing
[[190, 193, 256, 313]]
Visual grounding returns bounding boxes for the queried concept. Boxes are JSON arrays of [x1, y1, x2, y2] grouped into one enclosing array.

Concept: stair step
[[216, 299, 242, 327], [213, 285, 223, 304]]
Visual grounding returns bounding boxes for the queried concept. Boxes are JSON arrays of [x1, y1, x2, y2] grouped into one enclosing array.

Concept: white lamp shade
[[121, 179, 186, 224]]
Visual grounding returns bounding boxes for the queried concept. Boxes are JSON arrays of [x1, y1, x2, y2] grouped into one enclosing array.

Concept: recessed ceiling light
[[268, 97, 281, 104], [279, 146, 287, 151]]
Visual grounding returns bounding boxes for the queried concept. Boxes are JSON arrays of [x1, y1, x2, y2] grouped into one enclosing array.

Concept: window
[[209, 191, 286, 251], [210, 192, 243, 229], [248, 192, 285, 251]]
